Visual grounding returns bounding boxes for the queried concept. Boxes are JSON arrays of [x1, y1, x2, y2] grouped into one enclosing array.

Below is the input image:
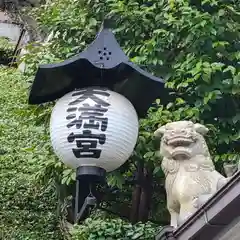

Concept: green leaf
[[223, 66, 236, 75], [153, 166, 161, 175], [143, 151, 154, 159]]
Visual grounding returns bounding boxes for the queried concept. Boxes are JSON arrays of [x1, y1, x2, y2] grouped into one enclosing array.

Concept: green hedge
[[0, 38, 15, 64], [71, 218, 159, 240], [0, 67, 61, 239]]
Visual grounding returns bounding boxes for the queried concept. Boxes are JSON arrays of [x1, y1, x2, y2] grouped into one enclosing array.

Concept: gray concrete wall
[[0, 11, 9, 21], [0, 22, 30, 44]]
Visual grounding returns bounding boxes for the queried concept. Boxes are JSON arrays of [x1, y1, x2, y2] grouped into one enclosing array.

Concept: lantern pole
[[74, 166, 106, 223]]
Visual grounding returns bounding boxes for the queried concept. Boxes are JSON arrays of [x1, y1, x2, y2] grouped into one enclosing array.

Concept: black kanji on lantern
[[66, 88, 109, 158], [69, 88, 110, 107], [68, 131, 106, 158]]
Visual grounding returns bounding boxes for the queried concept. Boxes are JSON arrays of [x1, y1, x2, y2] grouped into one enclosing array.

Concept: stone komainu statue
[[154, 121, 230, 228]]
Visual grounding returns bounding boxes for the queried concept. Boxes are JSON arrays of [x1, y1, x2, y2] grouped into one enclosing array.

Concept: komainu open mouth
[[172, 148, 191, 159], [167, 137, 194, 147]]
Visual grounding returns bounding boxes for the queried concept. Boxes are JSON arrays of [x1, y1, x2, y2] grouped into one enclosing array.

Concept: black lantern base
[[76, 166, 106, 182], [74, 166, 106, 223]]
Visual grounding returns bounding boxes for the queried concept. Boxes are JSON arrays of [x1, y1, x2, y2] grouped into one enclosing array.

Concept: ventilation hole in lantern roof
[[108, 52, 112, 55], [106, 57, 110, 60], [100, 56, 103, 60], [103, 52, 107, 56], [98, 50, 102, 54], [104, 47, 107, 50]]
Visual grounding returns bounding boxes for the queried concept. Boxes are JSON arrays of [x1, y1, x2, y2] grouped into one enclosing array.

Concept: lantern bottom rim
[[76, 166, 106, 183]]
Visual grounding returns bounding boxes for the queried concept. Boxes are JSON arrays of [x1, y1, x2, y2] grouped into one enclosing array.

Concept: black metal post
[[10, 26, 26, 67], [73, 166, 106, 223]]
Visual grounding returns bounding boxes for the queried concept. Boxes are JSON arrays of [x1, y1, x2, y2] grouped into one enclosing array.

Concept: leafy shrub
[[71, 218, 159, 240], [0, 67, 62, 239], [0, 37, 14, 64]]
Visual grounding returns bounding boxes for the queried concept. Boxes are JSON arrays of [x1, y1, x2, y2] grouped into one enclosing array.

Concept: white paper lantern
[[50, 87, 139, 172]]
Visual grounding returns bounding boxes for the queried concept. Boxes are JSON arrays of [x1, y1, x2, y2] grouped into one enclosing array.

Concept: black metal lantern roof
[[28, 21, 167, 117]]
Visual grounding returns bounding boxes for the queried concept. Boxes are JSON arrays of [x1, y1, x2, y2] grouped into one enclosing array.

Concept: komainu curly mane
[[154, 121, 227, 228]]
